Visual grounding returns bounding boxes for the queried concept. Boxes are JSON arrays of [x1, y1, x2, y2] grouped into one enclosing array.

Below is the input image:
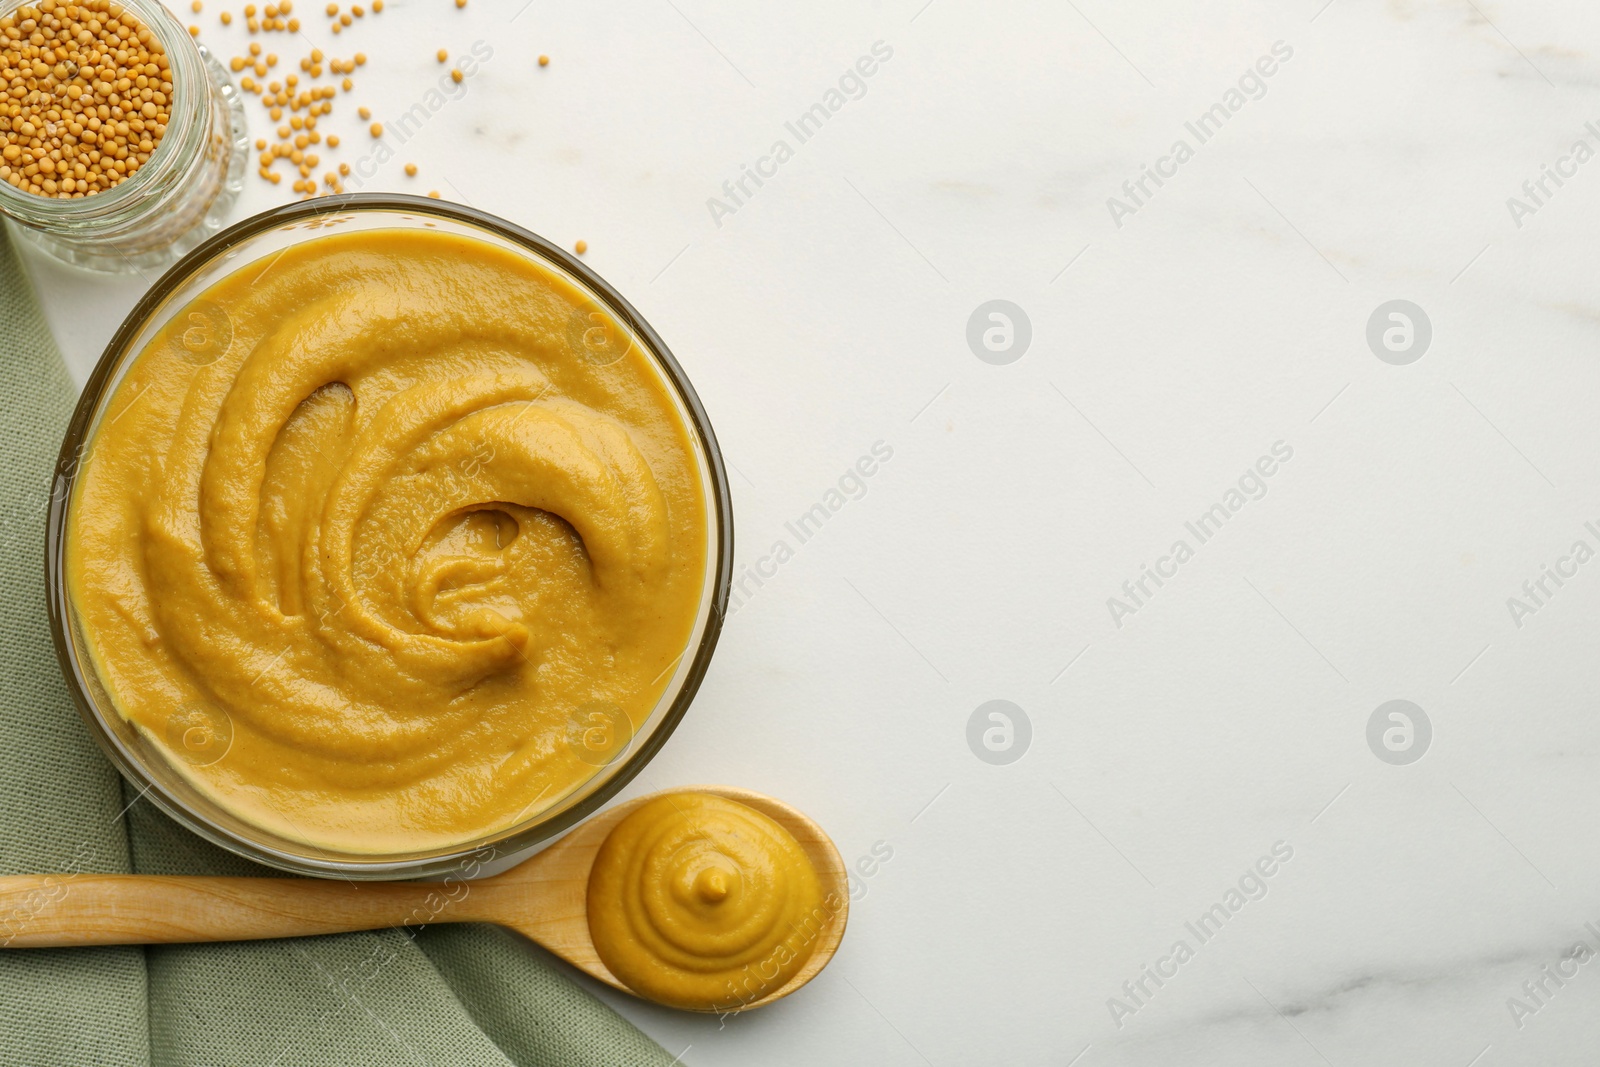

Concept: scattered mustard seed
[[194, 0, 472, 201], [538, 54, 549, 67], [574, 240, 587, 255]]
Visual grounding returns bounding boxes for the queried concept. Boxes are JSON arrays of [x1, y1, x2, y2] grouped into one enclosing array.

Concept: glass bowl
[[46, 194, 733, 880]]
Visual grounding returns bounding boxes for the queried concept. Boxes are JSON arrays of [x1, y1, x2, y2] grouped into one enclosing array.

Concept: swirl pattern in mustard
[[66, 228, 709, 853], [587, 793, 830, 1011]]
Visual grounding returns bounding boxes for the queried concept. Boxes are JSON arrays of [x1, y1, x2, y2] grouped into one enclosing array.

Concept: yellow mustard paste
[[587, 794, 833, 1011], [65, 228, 709, 853]]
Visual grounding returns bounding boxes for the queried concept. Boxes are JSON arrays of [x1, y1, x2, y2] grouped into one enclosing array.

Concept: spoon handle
[[0, 874, 478, 948]]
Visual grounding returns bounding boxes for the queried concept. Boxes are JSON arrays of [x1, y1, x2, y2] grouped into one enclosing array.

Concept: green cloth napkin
[[0, 226, 678, 1067]]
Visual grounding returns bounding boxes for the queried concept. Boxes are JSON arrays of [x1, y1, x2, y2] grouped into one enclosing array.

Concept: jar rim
[[0, 0, 209, 221]]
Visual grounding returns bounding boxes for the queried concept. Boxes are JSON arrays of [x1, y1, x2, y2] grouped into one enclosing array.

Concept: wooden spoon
[[0, 786, 848, 1013]]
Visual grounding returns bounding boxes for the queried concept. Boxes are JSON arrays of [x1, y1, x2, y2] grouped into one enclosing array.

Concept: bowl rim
[[45, 192, 735, 879]]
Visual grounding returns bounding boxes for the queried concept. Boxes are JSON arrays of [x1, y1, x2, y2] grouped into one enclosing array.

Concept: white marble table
[[30, 0, 1600, 1063]]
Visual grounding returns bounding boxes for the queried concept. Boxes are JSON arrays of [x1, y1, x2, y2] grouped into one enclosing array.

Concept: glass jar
[[0, 0, 247, 274]]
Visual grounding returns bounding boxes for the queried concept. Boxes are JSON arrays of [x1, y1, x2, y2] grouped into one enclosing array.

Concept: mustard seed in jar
[[0, 0, 248, 272], [0, 0, 175, 198]]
